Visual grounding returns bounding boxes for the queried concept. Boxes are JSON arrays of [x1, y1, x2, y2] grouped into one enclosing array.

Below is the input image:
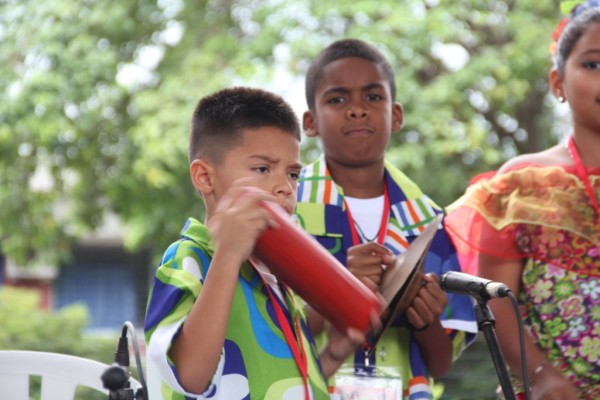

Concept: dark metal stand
[[475, 299, 516, 400]]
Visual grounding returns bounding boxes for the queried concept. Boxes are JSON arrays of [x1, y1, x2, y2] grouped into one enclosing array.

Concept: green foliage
[[1, 0, 565, 262], [0, 287, 131, 399], [0, 286, 88, 351], [0, 287, 115, 359], [0, 0, 168, 266]]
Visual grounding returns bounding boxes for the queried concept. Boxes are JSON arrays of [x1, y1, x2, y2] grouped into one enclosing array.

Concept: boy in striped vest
[[295, 39, 478, 399]]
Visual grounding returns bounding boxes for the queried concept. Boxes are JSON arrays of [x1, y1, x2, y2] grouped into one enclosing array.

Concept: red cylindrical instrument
[[253, 201, 380, 333]]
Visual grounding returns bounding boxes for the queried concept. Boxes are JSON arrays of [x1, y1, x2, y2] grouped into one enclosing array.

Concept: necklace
[[353, 220, 381, 242], [344, 181, 391, 247]]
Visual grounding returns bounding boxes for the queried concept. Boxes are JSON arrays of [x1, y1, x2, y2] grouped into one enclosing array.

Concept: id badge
[[330, 365, 403, 400]]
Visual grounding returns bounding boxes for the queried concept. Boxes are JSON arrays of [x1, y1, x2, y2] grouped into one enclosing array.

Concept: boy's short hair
[[305, 39, 397, 110], [189, 87, 301, 163]]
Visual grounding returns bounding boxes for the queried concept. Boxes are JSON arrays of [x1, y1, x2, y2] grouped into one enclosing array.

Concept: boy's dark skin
[[303, 55, 452, 378]]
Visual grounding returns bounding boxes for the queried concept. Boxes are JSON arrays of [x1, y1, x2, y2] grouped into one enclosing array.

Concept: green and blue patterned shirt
[[144, 218, 330, 399]]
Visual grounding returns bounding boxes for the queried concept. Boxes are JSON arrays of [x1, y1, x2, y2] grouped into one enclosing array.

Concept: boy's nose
[[273, 178, 295, 213], [346, 104, 369, 119], [273, 175, 294, 196]]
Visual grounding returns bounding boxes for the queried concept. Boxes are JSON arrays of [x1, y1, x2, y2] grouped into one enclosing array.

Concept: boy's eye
[[583, 60, 600, 69], [366, 93, 383, 101], [254, 166, 269, 174], [326, 96, 345, 104], [289, 171, 300, 181]]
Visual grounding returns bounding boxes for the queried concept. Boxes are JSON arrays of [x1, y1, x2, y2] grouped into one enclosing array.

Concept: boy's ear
[[392, 102, 404, 132], [303, 110, 318, 138], [548, 68, 565, 102], [190, 159, 215, 195]]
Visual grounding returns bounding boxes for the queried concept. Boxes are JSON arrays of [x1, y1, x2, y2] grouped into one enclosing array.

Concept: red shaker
[[253, 201, 380, 333]]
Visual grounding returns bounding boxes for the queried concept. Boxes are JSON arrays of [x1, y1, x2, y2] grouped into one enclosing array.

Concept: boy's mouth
[[276, 201, 294, 215], [344, 126, 374, 137]]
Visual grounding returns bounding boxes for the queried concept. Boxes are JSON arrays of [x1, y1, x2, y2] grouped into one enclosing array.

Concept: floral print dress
[[446, 163, 600, 399]]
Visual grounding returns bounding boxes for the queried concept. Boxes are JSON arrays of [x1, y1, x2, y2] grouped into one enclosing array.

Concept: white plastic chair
[[0, 350, 140, 399]]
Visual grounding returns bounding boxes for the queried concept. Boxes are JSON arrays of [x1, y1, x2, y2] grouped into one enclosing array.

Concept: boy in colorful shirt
[[144, 87, 375, 399], [295, 39, 478, 398]]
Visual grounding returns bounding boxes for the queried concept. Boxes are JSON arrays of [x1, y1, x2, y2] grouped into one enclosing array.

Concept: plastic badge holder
[[253, 201, 380, 333], [330, 365, 403, 400]]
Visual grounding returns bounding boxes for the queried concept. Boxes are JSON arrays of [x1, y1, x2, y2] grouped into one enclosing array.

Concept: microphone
[[114, 327, 130, 372], [102, 326, 131, 399], [439, 271, 511, 300]]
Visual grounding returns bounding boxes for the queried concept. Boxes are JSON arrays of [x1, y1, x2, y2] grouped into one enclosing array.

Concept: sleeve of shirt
[[144, 240, 225, 398]]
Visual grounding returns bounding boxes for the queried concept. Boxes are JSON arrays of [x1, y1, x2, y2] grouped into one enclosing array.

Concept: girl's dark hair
[[554, 6, 600, 74], [305, 39, 396, 110], [189, 87, 300, 164]]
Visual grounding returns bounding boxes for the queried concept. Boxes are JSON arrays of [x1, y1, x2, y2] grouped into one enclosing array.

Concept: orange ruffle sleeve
[[445, 164, 600, 277]]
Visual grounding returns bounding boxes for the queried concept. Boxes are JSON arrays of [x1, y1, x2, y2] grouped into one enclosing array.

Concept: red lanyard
[[255, 267, 310, 400], [568, 136, 600, 217], [344, 181, 391, 246], [343, 181, 390, 364]]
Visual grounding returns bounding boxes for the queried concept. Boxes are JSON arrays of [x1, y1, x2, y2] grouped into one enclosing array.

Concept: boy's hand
[[405, 273, 448, 331], [322, 325, 365, 364], [208, 178, 277, 263], [347, 242, 394, 286], [320, 278, 383, 378]]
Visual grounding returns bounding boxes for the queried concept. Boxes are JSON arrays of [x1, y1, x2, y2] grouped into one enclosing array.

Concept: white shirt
[[344, 195, 385, 242]]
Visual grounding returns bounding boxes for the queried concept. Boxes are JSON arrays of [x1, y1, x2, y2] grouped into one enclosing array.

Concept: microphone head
[[438, 271, 510, 300], [101, 364, 129, 391], [486, 281, 511, 298]]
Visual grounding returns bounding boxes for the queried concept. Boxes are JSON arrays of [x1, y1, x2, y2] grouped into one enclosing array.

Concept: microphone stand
[[475, 297, 515, 400]]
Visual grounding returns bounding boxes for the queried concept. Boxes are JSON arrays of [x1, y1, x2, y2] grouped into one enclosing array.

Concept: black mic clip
[[101, 323, 146, 400], [101, 363, 134, 400]]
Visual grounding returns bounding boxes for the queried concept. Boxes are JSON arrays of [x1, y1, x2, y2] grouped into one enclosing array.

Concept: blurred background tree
[[1, 1, 566, 397], [0, 0, 565, 267], [0, 287, 117, 399]]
